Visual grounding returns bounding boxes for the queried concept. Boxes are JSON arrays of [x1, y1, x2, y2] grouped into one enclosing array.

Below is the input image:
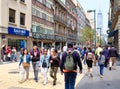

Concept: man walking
[[30, 45, 40, 82], [60, 43, 82, 89], [108, 45, 118, 70]]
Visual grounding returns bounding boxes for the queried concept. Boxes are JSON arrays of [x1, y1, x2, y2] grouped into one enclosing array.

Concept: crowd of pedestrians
[[1, 43, 119, 89], [1, 45, 17, 62]]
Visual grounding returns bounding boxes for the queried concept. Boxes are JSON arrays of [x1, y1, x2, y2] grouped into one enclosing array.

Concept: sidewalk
[[0, 62, 84, 89]]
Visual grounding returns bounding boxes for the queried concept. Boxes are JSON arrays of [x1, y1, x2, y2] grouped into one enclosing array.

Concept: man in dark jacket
[[103, 46, 109, 67], [108, 45, 118, 70], [30, 45, 40, 82], [60, 43, 82, 89]]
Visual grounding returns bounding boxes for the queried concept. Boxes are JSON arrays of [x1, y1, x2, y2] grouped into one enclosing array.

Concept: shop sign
[[55, 36, 62, 41], [32, 32, 54, 40], [8, 27, 29, 36]]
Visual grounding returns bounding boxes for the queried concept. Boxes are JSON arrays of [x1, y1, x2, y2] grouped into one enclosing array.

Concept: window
[[20, 13, 25, 25], [46, 2, 51, 9], [42, 13, 46, 20], [9, 8, 15, 23], [20, 0, 25, 2], [37, 0, 42, 3], [42, 0, 46, 5]]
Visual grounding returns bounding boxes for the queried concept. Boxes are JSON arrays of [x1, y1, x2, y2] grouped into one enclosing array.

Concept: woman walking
[[19, 48, 31, 83], [50, 49, 60, 85], [98, 51, 105, 78], [40, 48, 50, 85], [84, 47, 95, 77]]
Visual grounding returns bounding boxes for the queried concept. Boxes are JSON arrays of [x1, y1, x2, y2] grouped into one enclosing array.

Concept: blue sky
[[78, 0, 110, 34]]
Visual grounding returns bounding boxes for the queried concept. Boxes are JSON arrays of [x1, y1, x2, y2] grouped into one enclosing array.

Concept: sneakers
[[100, 75, 104, 78], [43, 81, 47, 85], [34, 77, 38, 82]]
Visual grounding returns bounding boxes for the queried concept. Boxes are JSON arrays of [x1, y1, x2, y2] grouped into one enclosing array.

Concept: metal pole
[[100, 28, 101, 45], [94, 10, 96, 47]]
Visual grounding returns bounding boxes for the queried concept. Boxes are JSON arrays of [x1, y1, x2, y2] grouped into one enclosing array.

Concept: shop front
[[32, 32, 54, 49], [5, 26, 30, 51]]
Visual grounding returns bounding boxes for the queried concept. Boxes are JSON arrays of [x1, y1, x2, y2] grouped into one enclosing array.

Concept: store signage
[[33, 32, 67, 42], [32, 32, 54, 40], [8, 27, 29, 36]]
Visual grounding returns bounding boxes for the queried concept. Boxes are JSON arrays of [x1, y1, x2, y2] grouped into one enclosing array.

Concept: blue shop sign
[[8, 27, 29, 36]]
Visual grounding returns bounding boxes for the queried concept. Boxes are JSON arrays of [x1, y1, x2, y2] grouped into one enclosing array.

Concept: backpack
[[98, 55, 105, 65], [64, 52, 74, 71], [86, 52, 93, 60]]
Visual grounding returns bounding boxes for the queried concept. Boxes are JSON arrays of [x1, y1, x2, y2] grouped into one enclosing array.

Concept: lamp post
[[87, 10, 96, 47], [97, 28, 102, 45]]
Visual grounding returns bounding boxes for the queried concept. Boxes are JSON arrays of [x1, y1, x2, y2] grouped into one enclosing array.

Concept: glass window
[[32, 8, 36, 15], [42, 0, 46, 5], [36, 10, 39, 17], [32, 25, 36, 32], [42, 13, 46, 20], [20, 13, 25, 25], [37, 0, 42, 3], [8, 39, 26, 51], [36, 26, 40, 32], [9, 8, 15, 23], [20, 0, 25, 2], [39, 11, 42, 18], [46, 2, 51, 9]]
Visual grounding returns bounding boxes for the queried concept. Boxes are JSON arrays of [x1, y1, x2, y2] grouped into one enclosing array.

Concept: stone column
[[41, 41, 43, 48], [26, 37, 33, 51]]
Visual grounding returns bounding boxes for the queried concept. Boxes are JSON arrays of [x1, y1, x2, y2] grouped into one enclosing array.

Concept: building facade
[[32, 0, 54, 49], [66, 0, 77, 44], [0, 0, 32, 57], [108, 0, 120, 54], [76, 1, 86, 46], [53, 0, 67, 49]]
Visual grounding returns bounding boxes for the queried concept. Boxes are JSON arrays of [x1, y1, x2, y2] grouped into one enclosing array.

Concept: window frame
[[9, 8, 16, 23], [20, 12, 25, 26]]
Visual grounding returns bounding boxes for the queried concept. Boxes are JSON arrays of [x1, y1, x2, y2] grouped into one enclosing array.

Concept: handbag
[[23, 62, 30, 67]]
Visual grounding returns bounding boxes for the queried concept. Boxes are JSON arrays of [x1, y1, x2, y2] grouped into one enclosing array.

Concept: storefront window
[[8, 39, 26, 51]]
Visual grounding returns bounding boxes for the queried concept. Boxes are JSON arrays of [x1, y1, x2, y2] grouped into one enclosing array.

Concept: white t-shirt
[[23, 55, 26, 62]]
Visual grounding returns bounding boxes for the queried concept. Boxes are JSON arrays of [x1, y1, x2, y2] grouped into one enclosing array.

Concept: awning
[[108, 29, 118, 37]]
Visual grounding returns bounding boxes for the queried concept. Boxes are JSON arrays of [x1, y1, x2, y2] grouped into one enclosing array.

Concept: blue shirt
[[39, 54, 50, 67]]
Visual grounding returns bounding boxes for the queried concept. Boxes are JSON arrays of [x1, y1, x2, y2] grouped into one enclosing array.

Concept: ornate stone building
[[108, 0, 120, 54]]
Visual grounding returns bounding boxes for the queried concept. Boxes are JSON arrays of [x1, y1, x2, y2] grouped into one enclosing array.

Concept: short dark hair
[[67, 42, 73, 48], [53, 48, 57, 53]]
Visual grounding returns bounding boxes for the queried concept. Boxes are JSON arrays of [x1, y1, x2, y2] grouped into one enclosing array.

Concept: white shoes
[[43, 81, 47, 85]]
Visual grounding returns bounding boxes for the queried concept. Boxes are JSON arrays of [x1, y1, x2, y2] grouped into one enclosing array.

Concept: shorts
[[86, 59, 93, 68]]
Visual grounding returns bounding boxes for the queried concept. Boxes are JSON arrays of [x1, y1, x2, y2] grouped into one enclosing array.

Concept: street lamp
[[87, 10, 96, 46], [97, 28, 102, 45]]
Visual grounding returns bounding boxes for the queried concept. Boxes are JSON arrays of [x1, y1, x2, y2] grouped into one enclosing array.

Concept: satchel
[[23, 62, 30, 67]]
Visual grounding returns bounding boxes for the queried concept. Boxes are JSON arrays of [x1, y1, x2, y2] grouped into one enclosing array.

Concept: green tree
[[79, 26, 95, 45]]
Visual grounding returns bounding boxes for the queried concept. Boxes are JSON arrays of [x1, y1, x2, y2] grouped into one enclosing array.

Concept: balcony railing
[[54, 15, 67, 26]]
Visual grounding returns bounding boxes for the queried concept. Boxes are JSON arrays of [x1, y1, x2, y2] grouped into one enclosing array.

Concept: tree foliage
[[79, 26, 95, 45]]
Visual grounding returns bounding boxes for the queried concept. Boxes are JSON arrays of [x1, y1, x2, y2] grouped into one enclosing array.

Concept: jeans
[[32, 61, 39, 80], [41, 67, 48, 83], [99, 64, 104, 75], [20, 65, 29, 80], [64, 72, 77, 89]]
